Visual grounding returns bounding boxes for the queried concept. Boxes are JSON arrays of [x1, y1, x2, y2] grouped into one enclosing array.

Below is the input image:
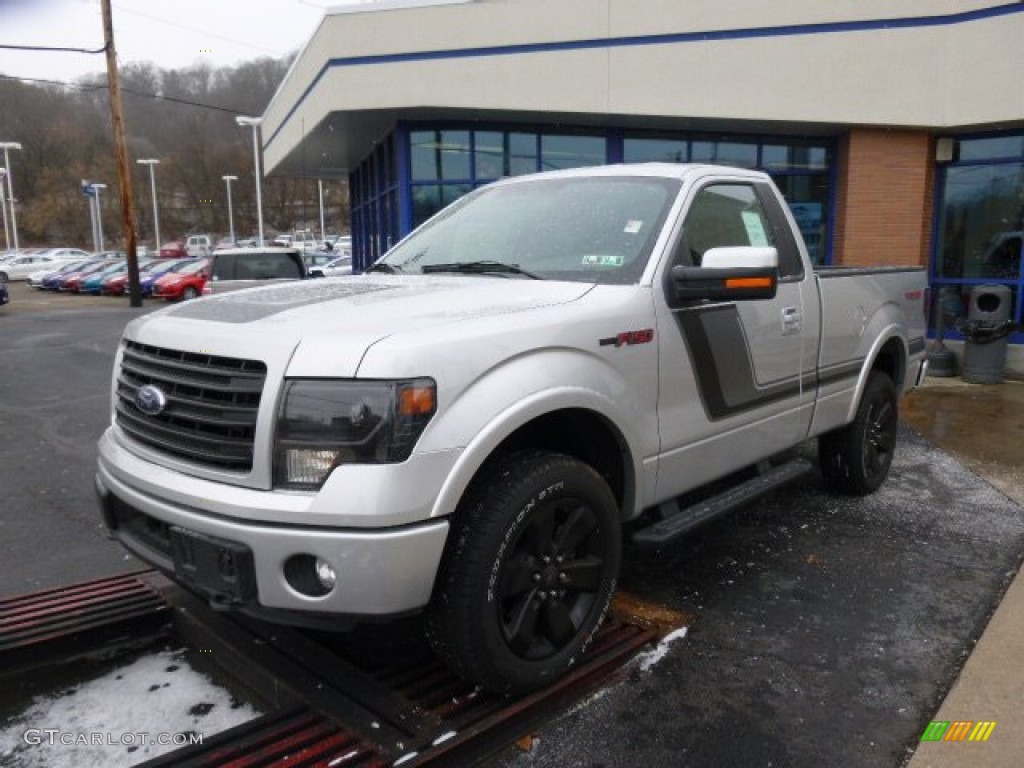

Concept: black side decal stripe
[[676, 306, 802, 420], [676, 305, 867, 420]]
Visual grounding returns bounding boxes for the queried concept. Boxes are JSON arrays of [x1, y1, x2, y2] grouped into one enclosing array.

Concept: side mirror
[[671, 246, 779, 303]]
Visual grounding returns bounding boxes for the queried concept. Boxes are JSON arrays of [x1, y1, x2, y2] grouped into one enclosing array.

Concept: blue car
[[0, 280, 8, 306], [80, 261, 147, 295]]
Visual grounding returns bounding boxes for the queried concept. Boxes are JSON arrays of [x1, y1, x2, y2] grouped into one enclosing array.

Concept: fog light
[[284, 554, 335, 597], [315, 558, 337, 591]]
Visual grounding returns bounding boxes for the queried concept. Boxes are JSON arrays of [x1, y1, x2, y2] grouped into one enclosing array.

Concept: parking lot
[[1, 297, 1022, 767], [0, 279, 158, 313]]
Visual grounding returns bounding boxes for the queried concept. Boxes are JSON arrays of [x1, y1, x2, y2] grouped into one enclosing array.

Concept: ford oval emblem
[[134, 384, 168, 416]]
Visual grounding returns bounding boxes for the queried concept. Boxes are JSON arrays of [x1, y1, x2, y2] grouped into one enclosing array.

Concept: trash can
[[961, 285, 1012, 384]]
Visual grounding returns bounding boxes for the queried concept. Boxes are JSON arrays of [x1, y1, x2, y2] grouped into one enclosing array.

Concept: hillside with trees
[[0, 57, 349, 249]]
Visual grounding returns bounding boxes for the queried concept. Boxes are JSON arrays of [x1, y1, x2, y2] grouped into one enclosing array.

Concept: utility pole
[[101, 0, 141, 306]]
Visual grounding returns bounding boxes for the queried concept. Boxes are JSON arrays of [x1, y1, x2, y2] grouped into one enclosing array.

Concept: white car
[[308, 254, 352, 277], [0, 251, 89, 282]]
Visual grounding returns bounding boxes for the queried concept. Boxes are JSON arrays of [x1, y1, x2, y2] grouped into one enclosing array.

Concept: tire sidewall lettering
[[487, 481, 565, 603]]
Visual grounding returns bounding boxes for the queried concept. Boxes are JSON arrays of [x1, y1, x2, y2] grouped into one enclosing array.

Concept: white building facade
[[262, 0, 1024, 350]]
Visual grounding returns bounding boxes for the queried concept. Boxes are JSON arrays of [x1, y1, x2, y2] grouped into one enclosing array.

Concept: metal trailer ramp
[[1, 571, 658, 767]]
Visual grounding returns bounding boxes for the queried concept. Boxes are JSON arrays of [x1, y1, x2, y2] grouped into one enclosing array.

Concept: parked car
[[37, 247, 92, 262], [57, 260, 119, 292], [202, 247, 307, 296], [137, 258, 202, 297], [97, 163, 927, 695], [273, 230, 319, 252], [35, 259, 96, 290], [303, 251, 336, 270], [81, 261, 148, 295], [309, 254, 353, 277], [152, 259, 209, 301], [101, 259, 166, 296], [158, 241, 188, 259], [185, 234, 214, 257], [28, 262, 93, 290], [0, 252, 84, 282]]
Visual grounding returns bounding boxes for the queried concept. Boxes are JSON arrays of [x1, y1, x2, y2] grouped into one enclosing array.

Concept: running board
[[633, 458, 814, 548]]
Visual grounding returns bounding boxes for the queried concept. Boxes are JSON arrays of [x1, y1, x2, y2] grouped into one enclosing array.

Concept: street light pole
[[137, 158, 161, 251], [318, 179, 326, 244], [222, 175, 237, 244], [93, 183, 107, 251], [0, 168, 9, 253], [235, 116, 264, 246], [0, 142, 22, 252]]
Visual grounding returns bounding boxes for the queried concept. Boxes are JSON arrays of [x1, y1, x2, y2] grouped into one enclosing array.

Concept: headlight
[[273, 378, 436, 489]]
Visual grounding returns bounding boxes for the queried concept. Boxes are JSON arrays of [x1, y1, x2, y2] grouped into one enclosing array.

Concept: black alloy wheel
[[426, 451, 621, 695], [820, 371, 898, 495]]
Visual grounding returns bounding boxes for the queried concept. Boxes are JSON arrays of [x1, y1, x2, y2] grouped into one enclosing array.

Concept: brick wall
[[832, 128, 933, 268]]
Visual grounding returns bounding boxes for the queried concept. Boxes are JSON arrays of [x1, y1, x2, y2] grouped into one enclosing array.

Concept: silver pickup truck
[[96, 164, 927, 694]]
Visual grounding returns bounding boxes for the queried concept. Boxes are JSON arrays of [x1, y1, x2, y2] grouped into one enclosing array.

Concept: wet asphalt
[[1, 284, 1022, 767]]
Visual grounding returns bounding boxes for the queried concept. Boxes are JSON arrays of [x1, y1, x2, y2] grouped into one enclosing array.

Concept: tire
[[425, 451, 621, 696], [182, 286, 199, 300], [819, 371, 898, 495], [0, 272, 7, 283]]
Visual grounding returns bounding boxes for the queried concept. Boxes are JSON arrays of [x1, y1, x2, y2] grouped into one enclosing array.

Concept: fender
[[423, 349, 655, 523], [844, 324, 909, 425]]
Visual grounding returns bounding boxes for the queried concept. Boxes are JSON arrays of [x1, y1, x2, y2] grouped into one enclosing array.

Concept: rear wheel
[[819, 371, 898, 495], [0, 272, 8, 283], [426, 451, 621, 695]]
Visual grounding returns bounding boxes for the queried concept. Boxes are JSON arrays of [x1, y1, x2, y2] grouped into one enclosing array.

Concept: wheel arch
[[431, 400, 639, 525]]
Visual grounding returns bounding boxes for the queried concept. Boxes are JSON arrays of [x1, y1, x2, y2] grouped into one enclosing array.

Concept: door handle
[[781, 307, 802, 334]]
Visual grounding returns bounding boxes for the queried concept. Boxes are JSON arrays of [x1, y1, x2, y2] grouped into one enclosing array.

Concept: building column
[[832, 127, 934, 268]]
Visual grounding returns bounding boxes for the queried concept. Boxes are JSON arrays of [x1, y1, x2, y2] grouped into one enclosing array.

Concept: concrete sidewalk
[[902, 377, 1024, 768]]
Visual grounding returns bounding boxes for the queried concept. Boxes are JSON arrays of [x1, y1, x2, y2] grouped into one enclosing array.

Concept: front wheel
[[819, 371, 898, 495], [426, 452, 621, 695], [182, 286, 199, 300]]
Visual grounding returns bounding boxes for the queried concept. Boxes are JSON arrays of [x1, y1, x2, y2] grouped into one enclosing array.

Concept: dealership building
[[261, 0, 1024, 357]]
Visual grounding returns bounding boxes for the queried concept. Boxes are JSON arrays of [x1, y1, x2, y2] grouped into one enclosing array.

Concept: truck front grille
[[115, 340, 267, 472]]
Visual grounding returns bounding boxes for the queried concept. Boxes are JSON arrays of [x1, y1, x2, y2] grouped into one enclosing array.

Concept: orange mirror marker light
[[725, 277, 774, 290]]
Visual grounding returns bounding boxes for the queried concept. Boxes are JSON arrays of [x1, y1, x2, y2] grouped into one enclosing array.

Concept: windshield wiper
[[420, 261, 543, 279], [365, 261, 403, 274]]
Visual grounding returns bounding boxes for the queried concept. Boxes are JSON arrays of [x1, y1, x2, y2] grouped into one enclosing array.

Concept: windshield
[[174, 259, 208, 276], [378, 176, 681, 284]]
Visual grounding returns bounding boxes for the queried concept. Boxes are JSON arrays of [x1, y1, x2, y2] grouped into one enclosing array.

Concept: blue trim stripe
[[266, 2, 1024, 150]]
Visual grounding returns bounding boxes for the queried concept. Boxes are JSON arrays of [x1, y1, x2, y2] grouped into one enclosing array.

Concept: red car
[[152, 259, 208, 300], [158, 240, 188, 259]]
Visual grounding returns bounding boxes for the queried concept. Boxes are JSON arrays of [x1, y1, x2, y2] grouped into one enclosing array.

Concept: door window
[[676, 183, 775, 266]]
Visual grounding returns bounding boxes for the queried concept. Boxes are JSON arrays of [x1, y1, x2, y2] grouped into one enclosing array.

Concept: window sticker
[[740, 211, 770, 246], [582, 254, 625, 267], [624, 219, 644, 234]]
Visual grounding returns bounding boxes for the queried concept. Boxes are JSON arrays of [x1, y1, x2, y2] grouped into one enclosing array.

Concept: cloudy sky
[[0, 0, 348, 83]]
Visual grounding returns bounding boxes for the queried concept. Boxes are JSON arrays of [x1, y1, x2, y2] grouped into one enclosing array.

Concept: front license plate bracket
[[169, 526, 257, 604]]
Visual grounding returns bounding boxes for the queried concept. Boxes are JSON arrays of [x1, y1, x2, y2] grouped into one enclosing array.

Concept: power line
[[0, 43, 106, 54], [113, 3, 284, 57], [0, 74, 248, 115]]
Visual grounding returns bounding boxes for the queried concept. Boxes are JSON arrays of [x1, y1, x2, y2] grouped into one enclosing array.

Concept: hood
[[126, 275, 593, 377]]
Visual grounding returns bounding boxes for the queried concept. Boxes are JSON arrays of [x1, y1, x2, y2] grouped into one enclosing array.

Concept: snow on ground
[[0, 648, 262, 768], [632, 626, 689, 672]]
